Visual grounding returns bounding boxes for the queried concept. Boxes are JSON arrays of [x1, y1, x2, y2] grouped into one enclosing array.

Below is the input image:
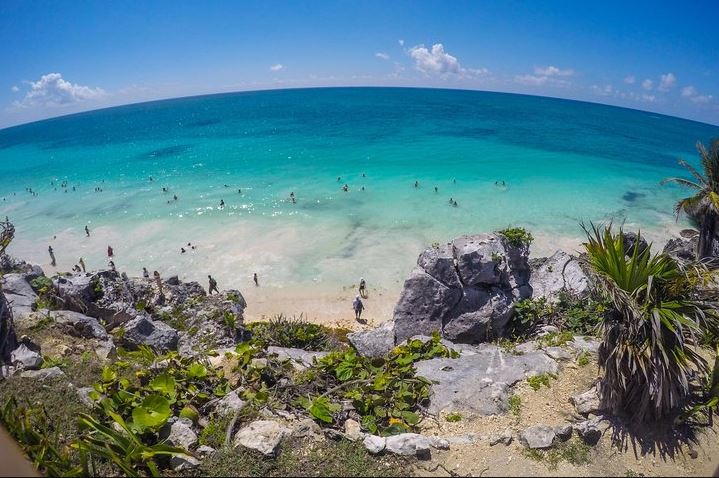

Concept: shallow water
[[1, 87, 718, 294]]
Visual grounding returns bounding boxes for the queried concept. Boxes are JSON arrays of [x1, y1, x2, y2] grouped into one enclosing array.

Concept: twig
[[224, 409, 240, 447]]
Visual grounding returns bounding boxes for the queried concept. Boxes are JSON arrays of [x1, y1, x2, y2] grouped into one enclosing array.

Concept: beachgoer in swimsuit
[[107, 245, 114, 258], [353, 295, 364, 320], [253, 273, 259, 286], [208, 275, 219, 294], [85, 225, 90, 237], [359, 278, 367, 298], [48, 246, 56, 266], [143, 267, 150, 279]]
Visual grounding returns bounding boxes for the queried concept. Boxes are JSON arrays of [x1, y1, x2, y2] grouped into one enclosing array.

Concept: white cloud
[[658, 72, 676, 91], [591, 84, 614, 96], [10, 85, 19, 92], [533, 65, 573, 77], [681, 85, 713, 104], [514, 65, 573, 88], [623, 75, 635, 84], [398, 39, 404, 46], [682, 85, 697, 97], [407, 43, 486, 79], [14, 73, 105, 108], [270, 64, 284, 72], [641, 79, 653, 90], [375, 52, 390, 60]]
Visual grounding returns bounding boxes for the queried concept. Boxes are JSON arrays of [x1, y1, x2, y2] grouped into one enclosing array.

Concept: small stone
[[573, 418, 607, 445], [233, 420, 290, 457], [363, 434, 386, 454], [488, 428, 513, 446], [215, 390, 246, 416], [10, 344, 43, 370], [554, 424, 573, 442], [519, 425, 556, 449], [161, 420, 198, 450], [688, 448, 698, 459], [343, 419, 363, 441], [170, 455, 200, 471], [196, 445, 216, 457], [292, 418, 322, 438], [385, 433, 431, 456], [571, 387, 603, 415], [545, 347, 571, 361]]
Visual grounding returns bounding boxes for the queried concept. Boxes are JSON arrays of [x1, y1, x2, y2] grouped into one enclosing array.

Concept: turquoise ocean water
[[1, 87, 718, 299]]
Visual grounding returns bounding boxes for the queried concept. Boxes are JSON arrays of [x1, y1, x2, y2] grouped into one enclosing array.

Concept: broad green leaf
[[131, 394, 171, 430], [149, 373, 176, 397]]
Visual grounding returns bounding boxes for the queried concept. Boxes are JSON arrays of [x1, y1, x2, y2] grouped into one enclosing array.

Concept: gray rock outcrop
[[10, 344, 43, 370], [529, 250, 590, 302], [394, 234, 531, 344], [121, 315, 179, 352], [414, 344, 558, 415], [51, 310, 108, 340], [519, 425, 556, 449], [233, 420, 290, 456], [347, 321, 395, 357]]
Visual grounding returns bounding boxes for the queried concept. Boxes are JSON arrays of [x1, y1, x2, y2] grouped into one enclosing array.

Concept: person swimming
[[414, 180, 419, 188], [434, 186, 438, 193], [238, 189, 242, 194], [181, 247, 186, 254], [342, 184, 349, 192]]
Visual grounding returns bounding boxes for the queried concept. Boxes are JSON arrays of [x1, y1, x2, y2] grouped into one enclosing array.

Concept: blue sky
[[1, 0, 718, 128]]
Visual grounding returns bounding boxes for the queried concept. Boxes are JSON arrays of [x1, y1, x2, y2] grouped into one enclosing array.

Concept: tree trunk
[[698, 211, 717, 259]]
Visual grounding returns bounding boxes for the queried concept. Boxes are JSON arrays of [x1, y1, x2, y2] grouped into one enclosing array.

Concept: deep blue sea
[[1, 87, 718, 318]]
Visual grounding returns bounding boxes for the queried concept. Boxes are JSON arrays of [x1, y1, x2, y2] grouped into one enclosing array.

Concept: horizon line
[[1, 85, 718, 133]]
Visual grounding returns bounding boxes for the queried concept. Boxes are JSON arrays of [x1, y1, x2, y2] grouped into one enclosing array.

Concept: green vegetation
[[445, 412, 462, 422], [661, 138, 719, 259], [527, 373, 555, 391], [497, 337, 522, 355], [511, 294, 606, 339], [523, 437, 591, 470], [576, 351, 592, 367], [537, 331, 573, 348], [199, 438, 412, 477], [247, 314, 346, 351], [584, 223, 719, 421], [498, 227, 534, 248], [508, 394, 522, 417]]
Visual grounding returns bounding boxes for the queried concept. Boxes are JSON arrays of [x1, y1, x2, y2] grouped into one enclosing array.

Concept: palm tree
[[583, 223, 717, 421], [662, 139, 719, 260], [0, 218, 17, 362]]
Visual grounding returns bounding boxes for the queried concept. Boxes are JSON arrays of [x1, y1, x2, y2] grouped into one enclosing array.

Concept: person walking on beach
[[253, 273, 259, 286], [208, 275, 219, 294], [79, 257, 86, 273], [154, 270, 164, 297], [353, 295, 364, 321], [359, 278, 367, 299], [85, 225, 90, 237], [109, 260, 116, 272], [143, 267, 150, 279], [107, 245, 114, 258], [48, 246, 56, 267]]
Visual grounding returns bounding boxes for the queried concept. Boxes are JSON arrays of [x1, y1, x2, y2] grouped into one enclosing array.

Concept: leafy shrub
[[576, 351, 591, 367], [537, 331, 573, 347], [30, 276, 53, 294], [445, 412, 462, 422], [248, 314, 340, 351], [498, 227, 534, 247], [523, 437, 591, 470]]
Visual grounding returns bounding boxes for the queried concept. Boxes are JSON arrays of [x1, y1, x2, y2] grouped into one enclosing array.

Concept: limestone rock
[[488, 428, 513, 446], [161, 419, 198, 450], [385, 433, 431, 456], [348, 321, 395, 358], [233, 420, 290, 457], [20, 366, 64, 380], [343, 419, 363, 441], [363, 434, 386, 454], [267, 346, 327, 371], [529, 251, 590, 302], [554, 424, 573, 442], [442, 286, 514, 343], [196, 445, 216, 457], [121, 315, 179, 352], [519, 425, 556, 449], [573, 417, 609, 445], [414, 344, 558, 415], [569, 336, 600, 355], [51, 310, 108, 340], [170, 455, 200, 471], [571, 387, 603, 415], [215, 390, 246, 416], [10, 344, 43, 370]]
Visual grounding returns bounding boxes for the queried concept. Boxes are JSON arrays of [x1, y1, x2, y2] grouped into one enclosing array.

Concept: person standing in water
[[253, 273, 259, 286], [208, 275, 219, 294], [48, 246, 56, 267], [143, 267, 150, 279], [108, 260, 116, 272], [85, 225, 90, 237], [353, 295, 364, 321], [358, 278, 367, 298], [107, 245, 114, 258], [79, 257, 86, 273]]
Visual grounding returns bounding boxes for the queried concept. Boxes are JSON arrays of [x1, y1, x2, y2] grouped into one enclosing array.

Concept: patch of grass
[[508, 394, 522, 417], [527, 373, 555, 391], [41, 356, 69, 369], [538, 331, 574, 348], [198, 413, 235, 448], [497, 338, 522, 355], [624, 470, 645, 477], [523, 437, 591, 470], [195, 438, 413, 477], [576, 351, 592, 367], [29, 314, 55, 331], [247, 314, 343, 351], [445, 412, 462, 422]]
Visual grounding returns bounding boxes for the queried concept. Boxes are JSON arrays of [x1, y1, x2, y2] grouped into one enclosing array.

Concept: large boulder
[[348, 321, 395, 358], [1, 273, 37, 321], [414, 344, 558, 415], [10, 344, 43, 370], [120, 315, 178, 352], [529, 250, 590, 302], [233, 420, 290, 457], [394, 233, 530, 344], [51, 310, 108, 340], [662, 235, 697, 262]]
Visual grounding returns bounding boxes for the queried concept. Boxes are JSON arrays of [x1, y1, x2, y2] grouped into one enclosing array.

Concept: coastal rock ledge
[[393, 233, 531, 344]]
